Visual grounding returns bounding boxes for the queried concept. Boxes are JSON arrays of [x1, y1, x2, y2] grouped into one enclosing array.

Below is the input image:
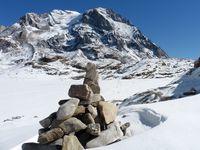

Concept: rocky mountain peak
[[82, 7, 132, 31], [19, 12, 51, 29], [0, 8, 183, 79]]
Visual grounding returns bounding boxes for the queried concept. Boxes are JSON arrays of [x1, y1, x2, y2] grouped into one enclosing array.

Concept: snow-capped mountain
[[0, 8, 192, 78]]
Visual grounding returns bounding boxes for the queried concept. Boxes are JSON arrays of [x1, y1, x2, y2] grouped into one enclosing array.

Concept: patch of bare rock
[[22, 63, 130, 150]]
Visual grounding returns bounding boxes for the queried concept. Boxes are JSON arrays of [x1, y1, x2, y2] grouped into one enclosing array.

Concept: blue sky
[[0, 0, 199, 59]]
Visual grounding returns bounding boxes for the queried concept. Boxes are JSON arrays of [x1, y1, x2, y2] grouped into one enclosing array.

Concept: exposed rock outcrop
[[56, 98, 79, 120], [194, 57, 200, 68]]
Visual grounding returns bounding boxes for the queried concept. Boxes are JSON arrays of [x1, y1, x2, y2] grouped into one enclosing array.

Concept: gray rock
[[120, 122, 130, 135], [38, 128, 50, 135], [50, 138, 63, 146], [86, 123, 101, 136], [183, 88, 197, 96], [84, 80, 100, 94], [68, 84, 93, 101], [58, 99, 70, 105], [59, 117, 87, 134], [86, 122, 123, 148], [87, 105, 98, 118], [62, 135, 84, 150], [73, 106, 86, 116], [85, 62, 98, 83], [82, 113, 95, 125], [89, 94, 104, 103], [39, 112, 56, 128], [83, 63, 100, 94], [79, 100, 90, 106], [38, 128, 64, 144], [98, 101, 118, 124], [51, 119, 64, 129], [56, 98, 79, 120], [78, 94, 104, 106], [22, 143, 61, 150]]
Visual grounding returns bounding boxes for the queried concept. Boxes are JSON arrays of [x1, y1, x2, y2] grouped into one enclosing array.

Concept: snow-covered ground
[[1, 75, 200, 150]]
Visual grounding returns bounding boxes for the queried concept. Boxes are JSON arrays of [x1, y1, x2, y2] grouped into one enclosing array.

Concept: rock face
[[62, 135, 84, 150], [56, 98, 79, 120], [59, 117, 87, 134], [86, 122, 123, 148], [22, 63, 129, 149], [98, 101, 118, 124], [68, 84, 93, 101]]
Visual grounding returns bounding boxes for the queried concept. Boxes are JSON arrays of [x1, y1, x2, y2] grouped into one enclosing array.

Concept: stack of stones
[[22, 63, 130, 150]]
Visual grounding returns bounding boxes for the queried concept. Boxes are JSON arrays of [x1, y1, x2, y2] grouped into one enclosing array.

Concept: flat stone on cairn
[[68, 84, 93, 101], [22, 62, 130, 150], [58, 117, 87, 134], [56, 98, 79, 120], [38, 128, 64, 144]]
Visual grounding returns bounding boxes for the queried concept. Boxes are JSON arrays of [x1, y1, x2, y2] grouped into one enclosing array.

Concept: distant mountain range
[[0, 8, 193, 78]]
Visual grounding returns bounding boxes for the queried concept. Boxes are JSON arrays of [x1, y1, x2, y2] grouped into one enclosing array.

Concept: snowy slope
[[121, 67, 200, 105], [0, 75, 171, 150], [1, 75, 200, 150], [97, 95, 200, 150], [0, 57, 193, 80]]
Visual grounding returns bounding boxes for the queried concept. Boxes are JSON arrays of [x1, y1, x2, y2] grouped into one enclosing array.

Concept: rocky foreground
[[22, 63, 130, 150]]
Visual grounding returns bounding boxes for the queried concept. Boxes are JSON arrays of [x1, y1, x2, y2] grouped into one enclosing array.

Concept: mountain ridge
[[0, 8, 192, 79]]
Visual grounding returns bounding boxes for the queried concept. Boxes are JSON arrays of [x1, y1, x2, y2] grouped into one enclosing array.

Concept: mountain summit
[[0, 8, 191, 78]]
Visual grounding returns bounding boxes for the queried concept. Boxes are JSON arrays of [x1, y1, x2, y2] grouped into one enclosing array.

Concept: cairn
[[22, 62, 130, 150]]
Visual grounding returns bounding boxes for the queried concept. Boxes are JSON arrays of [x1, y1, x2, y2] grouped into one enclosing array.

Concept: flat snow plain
[[1, 75, 200, 150]]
